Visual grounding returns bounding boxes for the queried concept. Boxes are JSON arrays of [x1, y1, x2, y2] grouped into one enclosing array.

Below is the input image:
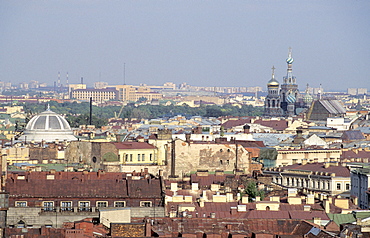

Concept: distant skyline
[[1, 1, 369, 91]]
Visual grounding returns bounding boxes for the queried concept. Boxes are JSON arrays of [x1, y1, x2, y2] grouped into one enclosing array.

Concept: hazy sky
[[1, 0, 369, 91]]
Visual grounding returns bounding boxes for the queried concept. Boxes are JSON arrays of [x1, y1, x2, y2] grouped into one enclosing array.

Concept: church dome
[[286, 56, 294, 64], [267, 78, 279, 87], [286, 94, 296, 103], [19, 107, 77, 143], [303, 92, 313, 104]]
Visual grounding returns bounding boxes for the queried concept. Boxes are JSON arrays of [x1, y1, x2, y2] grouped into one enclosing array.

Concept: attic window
[[17, 175, 25, 180], [46, 175, 55, 180]]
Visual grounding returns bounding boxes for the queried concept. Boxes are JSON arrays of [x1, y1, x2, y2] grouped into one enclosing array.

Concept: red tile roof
[[5, 171, 162, 199], [221, 119, 251, 129], [253, 119, 289, 131]]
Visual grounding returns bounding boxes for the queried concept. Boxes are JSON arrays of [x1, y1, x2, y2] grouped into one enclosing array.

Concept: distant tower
[[57, 72, 61, 91], [66, 72, 69, 86], [280, 48, 299, 116], [264, 66, 283, 117]]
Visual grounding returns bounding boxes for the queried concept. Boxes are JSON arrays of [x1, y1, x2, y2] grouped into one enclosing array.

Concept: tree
[[245, 181, 265, 201]]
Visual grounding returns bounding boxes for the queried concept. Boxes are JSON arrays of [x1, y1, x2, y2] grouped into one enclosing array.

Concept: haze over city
[[1, 0, 369, 91]]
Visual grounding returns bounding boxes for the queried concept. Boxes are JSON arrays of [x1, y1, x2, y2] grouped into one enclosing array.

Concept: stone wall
[[170, 139, 250, 178]]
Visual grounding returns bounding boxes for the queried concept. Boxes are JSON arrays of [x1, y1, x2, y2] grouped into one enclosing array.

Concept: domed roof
[[267, 78, 279, 87], [286, 94, 296, 103], [303, 92, 313, 104], [267, 66, 279, 87], [19, 107, 77, 143], [286, 56, 294, 64]]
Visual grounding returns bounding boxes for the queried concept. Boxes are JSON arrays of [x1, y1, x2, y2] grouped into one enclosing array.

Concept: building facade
[[264, 162, 351, 196], [351, 168, 370, 209]]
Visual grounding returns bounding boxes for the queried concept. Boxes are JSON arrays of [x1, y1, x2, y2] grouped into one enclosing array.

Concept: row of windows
[[275, 177, 350, 191], [124, 154, 153, 162], [15, 201, 153, 209]]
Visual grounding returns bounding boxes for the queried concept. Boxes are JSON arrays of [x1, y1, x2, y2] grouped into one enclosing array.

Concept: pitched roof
[[327, 213, 356, 225], [319, 100, 346, 114], [341, 130, 365, 141], [221, 119, 251, 129], [253, 119, 289, 131]]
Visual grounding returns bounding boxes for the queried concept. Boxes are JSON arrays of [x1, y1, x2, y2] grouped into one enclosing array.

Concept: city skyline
[[1, 1, 369, 91]]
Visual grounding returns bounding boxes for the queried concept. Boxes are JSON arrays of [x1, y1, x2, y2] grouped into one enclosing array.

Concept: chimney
[[185, 133, 191, 143], [313, 217, 321, 226], [324, 199, 330, 213], [199, 198, 205, 208], [241, 195, 249, 204], [303, 205, 311, 212], [230, 207, 237, 215], [243, 125, 250, 134]]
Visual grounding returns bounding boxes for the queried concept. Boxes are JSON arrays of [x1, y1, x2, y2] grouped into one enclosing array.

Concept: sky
[[0, 0, 369, 92]]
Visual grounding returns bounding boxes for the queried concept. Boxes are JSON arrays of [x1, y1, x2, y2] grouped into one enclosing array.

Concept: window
[[79, 201, 90, 211], [114, 201, 126, 207], [125, 154, 128, 162], [337, 183, 341, 190], [137, 154, 141, 161], [43, 201, 54, 211], [346, 183, 350, 190], [150, 154, 153, 161], [61, 201, 72, 211], [96, 201, 108, 208], [142, 154, 145, 161], [130, 154, 133, 162], [15, 201, 27, 207], [140, 201, 152, 207]]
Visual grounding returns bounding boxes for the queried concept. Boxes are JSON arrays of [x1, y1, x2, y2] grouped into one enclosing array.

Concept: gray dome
[[19, 107, 77, 143]]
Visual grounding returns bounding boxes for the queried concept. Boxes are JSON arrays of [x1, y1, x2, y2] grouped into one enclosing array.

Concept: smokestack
[[170, 139, 176, 177], [81, 77, 84, 84], [89, 97, 92, 125], [66, 72, 69, 86]]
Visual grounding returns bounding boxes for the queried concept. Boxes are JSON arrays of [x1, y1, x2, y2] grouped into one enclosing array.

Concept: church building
[[264, 48, 312, 117]]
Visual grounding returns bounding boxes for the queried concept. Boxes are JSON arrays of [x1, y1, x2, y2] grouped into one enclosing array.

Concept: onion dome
[[267, 78, 279, 87], [286, 56, 294, 64], [267, 66, 279, 87], [303, 92, 313, 104], [286, 94, 296, 103], [19, 106, 77, 143]]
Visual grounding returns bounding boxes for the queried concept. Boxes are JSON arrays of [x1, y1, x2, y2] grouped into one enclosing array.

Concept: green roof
[[354, 211, 370, 220], [328, 213, 356, 225]]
